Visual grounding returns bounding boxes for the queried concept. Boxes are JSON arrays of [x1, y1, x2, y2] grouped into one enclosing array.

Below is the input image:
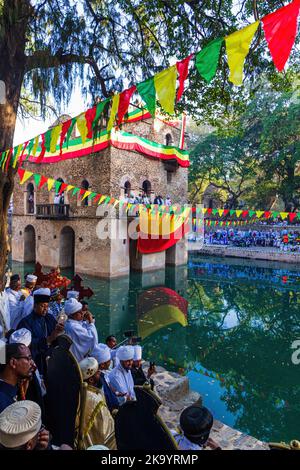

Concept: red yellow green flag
[[154, 66, 177, 115]]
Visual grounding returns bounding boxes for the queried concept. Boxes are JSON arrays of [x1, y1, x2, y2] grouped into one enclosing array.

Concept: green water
[[12, 255, 300, 443]]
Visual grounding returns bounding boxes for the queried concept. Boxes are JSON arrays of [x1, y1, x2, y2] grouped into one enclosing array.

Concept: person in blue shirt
[[91, 344, 119, 412], [17, 288, 64, 376], [0, 343, 36, 413]]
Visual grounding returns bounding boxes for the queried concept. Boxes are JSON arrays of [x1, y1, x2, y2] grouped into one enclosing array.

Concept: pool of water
[[12, 255, 300, 443]]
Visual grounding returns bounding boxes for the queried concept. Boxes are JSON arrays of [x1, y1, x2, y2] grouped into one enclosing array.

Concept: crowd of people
[[203, 228, 300, 252], [0, 272, 220, 451], [122, 192, 172, 206]]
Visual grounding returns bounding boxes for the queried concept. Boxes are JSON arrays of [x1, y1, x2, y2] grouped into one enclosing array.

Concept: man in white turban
[[21, 274, 38, 299], [108, 345, 136, 403], [66, 290, 79, 300], [9, 328, 32, 347], [78, 357, 116, 450], [64, 298, 98, 362], [91, 344, 119, 412]]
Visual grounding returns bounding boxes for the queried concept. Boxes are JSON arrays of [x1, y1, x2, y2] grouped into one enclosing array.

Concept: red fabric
[[137, 287, 188, 317], [5, 149, 13, 172], [289, 212, 297, 222], [207, 208, 212, 215], [262, 0, 300, 71], [223, 209, 229, 216], [117, 86, 136, 125], [264, 211, 271, 219], [242, 210, 249, 218], [18, 167, 26, 182], [60, 120, 73, 155], [176, 55, 193, 101], [38, 175, 48, 189], [36, 134, 46, 163], [59, 183, 68, 194], [137, 220, 189, 254], [85, 106, 97, 139]]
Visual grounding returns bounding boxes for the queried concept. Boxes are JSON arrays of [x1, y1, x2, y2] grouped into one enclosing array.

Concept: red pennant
[[36, 134, 46, 163], [264, 211, 271, 219], [17, 167, 26, 182], [5, 148, 13, 172], [207, 208, 212, 215], [223, 209, 229, 216], [93, 194, 102, 203], [60, 120, 72, 155], [59, 183, 68, 194], [85, 106, 97, 139], [289, 212, 297, 222], [176, 54, 193, 101], [117, 86, 136, 125], [262, 0, 300, 71], [38, 175, 48, 189], [242, 210, 249, 218], [79, 188, 85, 196]]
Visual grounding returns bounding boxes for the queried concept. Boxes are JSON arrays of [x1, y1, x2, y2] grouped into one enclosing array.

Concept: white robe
[[0, 290, 10, 334], [108, 363, 136, 401], [64, 319, 98, 362], [5, 288, 22, 330]]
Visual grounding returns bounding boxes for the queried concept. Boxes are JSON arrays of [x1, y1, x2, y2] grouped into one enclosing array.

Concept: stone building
[[12, 111, 189, 278]]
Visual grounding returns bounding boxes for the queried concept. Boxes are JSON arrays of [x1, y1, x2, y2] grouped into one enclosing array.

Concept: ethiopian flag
[[137, 207, 191, 254], [137, 287, 188, 339]]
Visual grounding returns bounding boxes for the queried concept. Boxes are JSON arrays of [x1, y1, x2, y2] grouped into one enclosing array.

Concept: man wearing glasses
[[0, 343, 35, 413]]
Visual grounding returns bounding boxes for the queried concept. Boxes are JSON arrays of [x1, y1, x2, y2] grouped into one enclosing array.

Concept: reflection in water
[[13, 257, 300, 442]]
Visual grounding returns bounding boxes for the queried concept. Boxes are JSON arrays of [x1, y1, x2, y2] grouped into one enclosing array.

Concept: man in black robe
[[131, 345, 155, 390]]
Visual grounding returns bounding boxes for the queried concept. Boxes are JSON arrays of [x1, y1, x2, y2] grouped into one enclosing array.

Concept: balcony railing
[[36, 204, 70, 220]]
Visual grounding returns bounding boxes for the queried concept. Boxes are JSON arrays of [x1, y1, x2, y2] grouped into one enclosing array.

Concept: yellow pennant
[[154, 66, 177, 115], [76, 113, 88, 145], [82, 190, 91, 201], [20, 171, 33, 185], [66, 185, 74, 193], [50, 124, 62, 153], [218, 209, 224, 217], [47, 178, 55, 191], [203, 208, 208, 214], [98, 195, 106, 205], [12, 144, 23, 168], [225, 21, 259, 86], [107, 94, 120, 132], [32, 136, 39, 156], [256, 211, 264, 218], [280, 212, 289, 220], [235, 210, 242, 217]]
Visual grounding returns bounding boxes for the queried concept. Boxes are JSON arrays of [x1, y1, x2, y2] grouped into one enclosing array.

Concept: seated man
[[64, 298, 98, 362], [108, 346, 136, 403], [78, 357, 116, 450], [171, 405, 221, 451], [0, 343, 36, 413], [17, 288, 64, 376], [131, 345, 155, 390], [91, 344, 119, 412]]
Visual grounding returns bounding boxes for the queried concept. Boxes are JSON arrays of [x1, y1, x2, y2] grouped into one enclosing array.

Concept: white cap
[[64, 298, 82, 316], [79, 357, 99, 380], [26, 275, 37, 283], [133, 345, 142, 361], [117, 345, 134, 361], [0, 401, 42, 448], [9, 328, 32, 347], [87, 445, 109, 450], [92, 344, 111, 365], [33, 288, 50, 297], [67, 291, 79, 300]]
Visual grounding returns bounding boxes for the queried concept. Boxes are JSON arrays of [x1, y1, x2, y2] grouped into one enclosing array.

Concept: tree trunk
[[0, 0, 31, 281]]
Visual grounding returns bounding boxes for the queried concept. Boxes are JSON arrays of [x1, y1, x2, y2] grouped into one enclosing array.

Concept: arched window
[[142, 180, 151, 196], [81, 179, 90, 206], [26, 183, 34, 214], [124, 181, 131, 197], [165, 133, 173, 146]]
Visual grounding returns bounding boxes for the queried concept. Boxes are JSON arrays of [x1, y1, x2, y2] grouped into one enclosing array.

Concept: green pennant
[[33, 174, 41, 187], [272, 211, 279, 218], [230, 209, 236, 216], [93, 99, 110, 136], [212, 208, 218, 216], [44, 129, 52, 152], [88, 192, 97, 200], [66, 118, 77, 147], [26, 138, 35, 162], [104, 196, 111, 204], [297, 212, 300, 220], [195, 38, 224, 83], [54, 180, 62, 193], [249, 210, 256, 218], [72, 187, 80, 196], [0, 151, 5, 166], [137, 78, 156, 117]]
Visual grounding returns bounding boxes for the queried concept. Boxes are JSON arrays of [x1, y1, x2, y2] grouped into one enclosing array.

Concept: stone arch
[[165, 133, 173, 146], [142, 180, 151, 196], [24, 225, 36, 262], [59, 226, 75, 269]]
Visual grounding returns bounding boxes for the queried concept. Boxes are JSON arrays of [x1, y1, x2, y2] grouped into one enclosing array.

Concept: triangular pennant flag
[[256, 211, 264, 218], [154, 66, 177, 115], [212, 208, 218, 215], [54, 181, 62, 193], [92, 99, 110, 137], [195, 38, 224, 83], [104, 196, 111, 204], [38, 175, 48, 190], [72, 187, 80, 196], [66, 118, 77, 147], [264, 211, 271, 219], [79, 188, 85, 196], [137, 78, 156, 117], [249, 210, 256, 218], [66, 185, 75, 193], [88, 192, 97, 200], [85, 106, 97, 139], [59, 183, 68, 194], [207, 208, 212, 215], [44, 129, 52, 152], [272, 211, 279, 218], [60, 119, 73, 154], [230, 209, 236, 216], [98, 195, 106, 205], [32, 136, 39, 157], [82, 190, 91, 201], [236, 210, 242, 217], [33, 174, 41, 187], [47, 178, 55, 191], [19, 170, 33, 185], [289, 212, 297, 222], [117, 86, 136, 125], [12, 144, 23, 168], [50, 124, 62, 153], [280, 212, 288, 220], [223, 209, 229, 216], [262, 0, 300, 71], [76, 112, 89, 145], [24, 138, 34, 162], [242, 210, 249, 218], [225, 21, 259, 85], [203, 208, 208, 214], [17, 168, 26, 182], [218, 209, 224, 217], [36, 133, 46, 162], [176, 54, 193, 101], [107, 94, 120, 132]]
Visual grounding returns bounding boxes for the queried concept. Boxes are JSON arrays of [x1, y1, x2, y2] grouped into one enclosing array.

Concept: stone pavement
[[146, 364, 269, 451]]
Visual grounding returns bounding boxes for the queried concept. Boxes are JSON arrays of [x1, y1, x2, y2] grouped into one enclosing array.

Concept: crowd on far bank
[[199, 228, 300, 252], [0, 272, 221, 451], [122, 192, 172, 206]]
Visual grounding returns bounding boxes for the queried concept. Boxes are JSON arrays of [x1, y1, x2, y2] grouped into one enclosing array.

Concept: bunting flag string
[[3, 1, 299, 174]]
